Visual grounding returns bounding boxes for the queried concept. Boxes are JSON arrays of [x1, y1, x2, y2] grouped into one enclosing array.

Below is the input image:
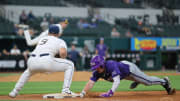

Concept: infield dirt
[[0, 91, 179, 101]]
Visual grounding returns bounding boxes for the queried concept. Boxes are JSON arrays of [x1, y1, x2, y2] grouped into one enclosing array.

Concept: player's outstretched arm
[[24, 30, 48, 46], [100, 75, 120, 97], [80, 80, 95, 98]]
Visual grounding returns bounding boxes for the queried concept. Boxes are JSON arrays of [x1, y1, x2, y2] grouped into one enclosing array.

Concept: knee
[[144, 82, 152, 86], [67, 60, 75, 70], [71, 62, 75, 71], [23, 69, 33, 76]]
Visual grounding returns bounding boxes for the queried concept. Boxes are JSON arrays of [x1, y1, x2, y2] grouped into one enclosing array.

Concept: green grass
[[0, 75, 180, 95], [0, 73, 20, 77]]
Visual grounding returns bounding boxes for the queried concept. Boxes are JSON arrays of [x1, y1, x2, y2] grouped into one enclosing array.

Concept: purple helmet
[[90, 55, 105, 70]]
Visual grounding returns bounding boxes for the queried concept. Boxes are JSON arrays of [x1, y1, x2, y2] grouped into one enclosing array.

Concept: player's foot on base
[[9, 90, 18, 98], [163, 77, 176, 95], [130, 82, 139, 89]]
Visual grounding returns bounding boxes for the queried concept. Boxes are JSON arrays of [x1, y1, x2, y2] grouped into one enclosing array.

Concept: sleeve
[[110, 63, 121, 78], [90, 71, 100, 82], [24, 30, 48, 46], [111, 75, 120, 92]]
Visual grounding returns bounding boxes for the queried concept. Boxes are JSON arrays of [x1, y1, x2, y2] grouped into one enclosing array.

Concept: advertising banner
[[0, 55, 26, 69], [131, 37, 180, 51]]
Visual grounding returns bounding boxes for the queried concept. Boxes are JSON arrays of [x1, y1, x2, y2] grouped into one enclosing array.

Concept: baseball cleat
[[168, 88, 176, 95], [130, 82, 139, 89], [163, 77, 176, 95], [9, 90, 18, 98]]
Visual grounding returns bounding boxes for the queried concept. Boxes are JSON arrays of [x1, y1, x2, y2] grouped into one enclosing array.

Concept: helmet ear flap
[[100, 63, 105, 68]]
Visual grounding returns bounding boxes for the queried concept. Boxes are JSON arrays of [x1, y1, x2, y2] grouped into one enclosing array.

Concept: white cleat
[[9, 90, 18, 98]]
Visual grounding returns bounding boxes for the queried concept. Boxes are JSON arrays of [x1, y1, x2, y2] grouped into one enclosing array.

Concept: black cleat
[[163, 77, 176, 95], [130, 82, 139, 89]]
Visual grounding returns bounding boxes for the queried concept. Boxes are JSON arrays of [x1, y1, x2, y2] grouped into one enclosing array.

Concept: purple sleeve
[[90, 71, 100, 82], [110, 63, 121, 78]]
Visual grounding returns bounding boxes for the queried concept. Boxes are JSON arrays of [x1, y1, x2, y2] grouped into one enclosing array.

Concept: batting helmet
[[90, 55, 105, 70]]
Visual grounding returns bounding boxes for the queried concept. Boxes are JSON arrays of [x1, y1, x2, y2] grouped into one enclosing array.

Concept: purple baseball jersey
[[90, 60, 130, 82], [96, 44, 107, 57]]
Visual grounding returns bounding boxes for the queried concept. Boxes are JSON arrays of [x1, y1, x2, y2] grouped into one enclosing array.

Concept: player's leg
[[50, 58, 75, 94], [9, 69, 34, 97], [122, 61, 165, 85], [126, 61, 175, 94], [130, 66, 166, 86], [9, 57, 37, 97]]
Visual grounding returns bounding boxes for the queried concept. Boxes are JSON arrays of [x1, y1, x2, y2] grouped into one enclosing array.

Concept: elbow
[[113, 79, 120, 86], [116, 81, 120, 85], [60, 51, 67, 58], [115, 78, 120, 84], [25, 40, 35, 46], [26, 42, 34, 46], [113, 76, 120, 85], [60, 53, 67, 58], [59, 48, 67, 58]]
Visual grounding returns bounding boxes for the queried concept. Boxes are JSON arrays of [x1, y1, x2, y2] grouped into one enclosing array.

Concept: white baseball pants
[[11, 55, 74, 94]]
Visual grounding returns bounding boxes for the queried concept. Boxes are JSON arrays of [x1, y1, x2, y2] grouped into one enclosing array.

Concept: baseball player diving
[[79, 55, 176, 98], [9, 21, 77, 97]]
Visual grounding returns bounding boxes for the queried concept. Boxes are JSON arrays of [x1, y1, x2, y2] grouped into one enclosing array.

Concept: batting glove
[[80, 90, 86, 98], [100, 90, 114, 97]]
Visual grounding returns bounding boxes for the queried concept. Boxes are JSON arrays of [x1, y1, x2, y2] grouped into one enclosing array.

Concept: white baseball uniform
[[24, 24, 63, 46], [10, 35, 74, 95]]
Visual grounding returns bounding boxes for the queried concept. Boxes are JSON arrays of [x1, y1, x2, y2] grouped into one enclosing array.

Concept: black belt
[[30, 53, 50, 57]]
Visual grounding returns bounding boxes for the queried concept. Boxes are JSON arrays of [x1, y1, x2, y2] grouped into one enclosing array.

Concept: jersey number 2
[[39, 39, 48, 45]]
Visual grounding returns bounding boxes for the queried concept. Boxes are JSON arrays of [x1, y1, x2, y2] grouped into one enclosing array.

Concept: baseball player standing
[[9, 25, 76, 97], [79, 55, 175, 98]]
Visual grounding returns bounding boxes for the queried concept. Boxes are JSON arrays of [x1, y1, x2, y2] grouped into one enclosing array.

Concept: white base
[[43, 93, 79, 99]]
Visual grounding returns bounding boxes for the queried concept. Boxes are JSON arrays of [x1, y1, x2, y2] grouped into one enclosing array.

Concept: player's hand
[[100, 90, 113, 97], [80, 90, 86, 98]]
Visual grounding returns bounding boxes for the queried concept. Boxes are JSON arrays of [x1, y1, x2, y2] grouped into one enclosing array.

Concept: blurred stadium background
[[0, 0, 180, 72]]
